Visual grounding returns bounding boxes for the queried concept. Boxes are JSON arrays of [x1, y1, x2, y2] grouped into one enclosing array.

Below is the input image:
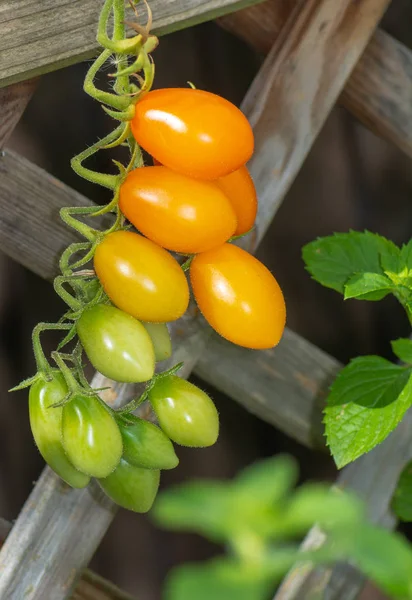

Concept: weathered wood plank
[[0, 518, 135, 600], [274, 410, 412, 600], [0, 79, 37, 147], [219, 1, 412, 159], [241, 0, 391, 235], [0, 0, 390, 596], [0, 0, 263, 88]]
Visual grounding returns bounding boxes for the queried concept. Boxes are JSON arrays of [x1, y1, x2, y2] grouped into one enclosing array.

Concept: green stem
[[52, 351, 81, 396], [59, 206, 103, 241], [32, 323, 72, 377], [54, 276, 84, 312], [97, 0, 141, 54], [59, 242, 93, 275]]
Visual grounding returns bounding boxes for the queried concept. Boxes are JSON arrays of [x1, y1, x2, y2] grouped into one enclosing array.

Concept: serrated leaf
[[324, 356, 412, 468], [344, 272, 393, 301], [163, 559, 274, 600], [392, 339, 412, 365], [392, 461, 412, 522], [400, 240, 412, 271], [302, 231, 398, 294]]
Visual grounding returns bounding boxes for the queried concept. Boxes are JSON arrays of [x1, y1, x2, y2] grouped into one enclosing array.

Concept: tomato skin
[[142, 322, 172, 362], [94, 231, 189, 323], [118, 416, 179, 470], [62, 395, 123, 478], [131, 88, 254, 180], [77, 304, 155, 383], [190, 244, 286, 349], [119, 166, 237, 254], [216, 166, 257, 235], [29, 372, 90, 488], [149, 376, 219, 447], [98, 459, 160, 513]]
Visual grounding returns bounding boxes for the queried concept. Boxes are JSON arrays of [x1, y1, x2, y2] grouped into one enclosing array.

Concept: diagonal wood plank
[[0, 0, 391, 597], [0, 519, 136, 600], [219, 0, 412, 159], [0, 0, 263, 88], [0, 79, 38, 148]]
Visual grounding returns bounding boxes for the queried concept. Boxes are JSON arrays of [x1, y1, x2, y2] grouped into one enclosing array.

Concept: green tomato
[[29, 372, 90, 488], [118, 415, 178, 470], [98, 458, 160, 513], [142, 322, 172, 361], [76, 304, 155, 383], [62, 394, 122, 478], [148, 376, 219, 447]]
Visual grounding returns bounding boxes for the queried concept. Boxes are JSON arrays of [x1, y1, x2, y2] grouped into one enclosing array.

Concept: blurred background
[[1, 0, 412, 598]]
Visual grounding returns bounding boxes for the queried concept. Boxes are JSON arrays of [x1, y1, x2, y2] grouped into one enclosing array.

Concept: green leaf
[[347, 525, 412, 598], [282, 485, 364, 535], [234, 455, 298, 505], [152, 481, 234, 542], [302, 231, 398, 294], [344, 272, 393, 301], [392, 461, 412, 522], [163, 559, 275, 600], [400, 239, 412, 271], [324, 356, 412, 468], [392, 339, 412, 365]]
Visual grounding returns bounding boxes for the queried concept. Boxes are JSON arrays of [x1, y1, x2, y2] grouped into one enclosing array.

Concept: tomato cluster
[[22, 86, 285, 514], [117, 87, 286, 350], [30, 368, 218, 512]]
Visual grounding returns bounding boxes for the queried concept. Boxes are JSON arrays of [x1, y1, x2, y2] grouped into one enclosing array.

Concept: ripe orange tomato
[[190, 244, 286, 349], [131, 88, 254, 180], [94, 231, 189, 322], [216, 166, 257, 236], [119, 166, 237, 254]]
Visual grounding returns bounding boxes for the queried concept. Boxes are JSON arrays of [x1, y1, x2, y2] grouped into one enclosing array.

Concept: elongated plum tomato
[[77, 304, 155, 383], [119, 166, 237, 254], [142, 322, 172, 362], [118, 416, 179, 470], [94, 230, 189, 323], [98, 459, 160, 513], [131, 88, 254, 180], [190, 244, 286, 349], [149, 376, 219, 447], [216, 166, 257, 236], [29, 372, 90, 488], [62, 395, 123, 478]]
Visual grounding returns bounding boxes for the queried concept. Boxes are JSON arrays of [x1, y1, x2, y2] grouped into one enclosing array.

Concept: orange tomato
[[119, 166, 237, 254], [94, 231, 189, 323], [190, 244, 286, 349], [216, 166, 257, 235], [131, 88, 254, 180]]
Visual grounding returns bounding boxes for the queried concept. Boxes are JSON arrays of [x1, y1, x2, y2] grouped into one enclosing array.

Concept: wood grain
[[219, 0, 412, 158], [0, 79, 37, 147], [0, 518, 135, 600], [0, 0, 263, 88], [0, 0, 391, 596]]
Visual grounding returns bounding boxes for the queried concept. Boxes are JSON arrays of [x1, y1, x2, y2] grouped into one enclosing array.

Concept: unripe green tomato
[[29, 372, 90, 488], [76, 304, 155, 383], [142, 322, 172, 362], [148, 376, 219, 447], [62, 395, 122, 478], [118, 416, 178, 470], [98, 458, 160, 513]]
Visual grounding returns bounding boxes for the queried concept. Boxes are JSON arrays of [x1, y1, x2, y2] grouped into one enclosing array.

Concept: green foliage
[[324, 356, 412, 468], [154, 456, 412, 600], [302, 230, 412, 469], [302, 231, 412, 312], [393, 461, 412, 522], [392, 339, 412, 365]]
